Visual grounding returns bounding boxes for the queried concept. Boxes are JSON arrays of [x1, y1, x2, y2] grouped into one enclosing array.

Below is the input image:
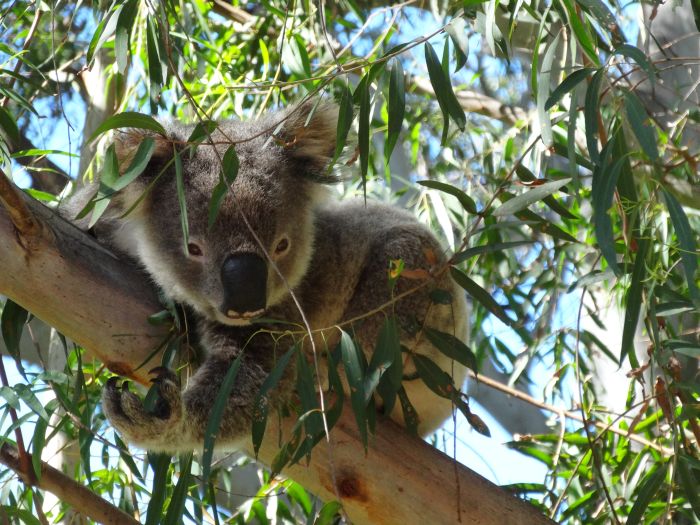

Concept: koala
[[64, 101, 468, 453]]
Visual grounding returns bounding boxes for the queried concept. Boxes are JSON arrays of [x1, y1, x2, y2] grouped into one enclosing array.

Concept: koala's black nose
[[220, 253, 267, 316]]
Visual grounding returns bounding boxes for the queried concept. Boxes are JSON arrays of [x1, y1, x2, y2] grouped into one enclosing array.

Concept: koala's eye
[[274, 237, 290, 255], [187, 242, 204, 257]]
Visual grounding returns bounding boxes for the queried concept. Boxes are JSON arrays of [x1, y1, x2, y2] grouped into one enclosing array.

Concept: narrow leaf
[[624, 91, 658, 160], [620, 234, 648, 366], [627, 463, 668, 525], [339, 331, 368, 449], [1, 299, 28, 359], [663, 188, 700, 306], [584, 68, 604, 164], [417, 179, 477, 214], [201, 354, 243, 484], [110, 137, 155, 191], [89, 112, 166, 142], [174, 148, 189, 250], [251, 345, 297, 457], [445, 17, 469, 70], [450, 267, 514, 326], [384, 59, 405, 163], [545, 68, 594, 110], [424, 43, 466, 131], [452, 240, 534, 264], [424, 327, 477, 373], [333, 82, 354, 163], [492, 178, 572, 217], [537, 33, 560, 146], [163, 454, 193, 525], [357, 75, 371, 198]]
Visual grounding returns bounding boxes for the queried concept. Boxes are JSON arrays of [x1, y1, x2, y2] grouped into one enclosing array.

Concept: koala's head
[[107, 102, 339, 326]]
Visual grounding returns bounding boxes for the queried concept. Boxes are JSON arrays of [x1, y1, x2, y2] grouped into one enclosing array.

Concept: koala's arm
[[307, 201, 468, 435], [102, 327, 293, 453]]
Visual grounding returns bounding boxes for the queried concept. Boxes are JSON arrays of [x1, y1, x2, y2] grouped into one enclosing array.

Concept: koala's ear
[[113, 128, 173, 176], [279, 101, 338, 175]]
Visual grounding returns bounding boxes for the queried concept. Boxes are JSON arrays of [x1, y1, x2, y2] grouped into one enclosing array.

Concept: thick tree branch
[[0, 443, 139, 525], [0, 195, 553, 524]]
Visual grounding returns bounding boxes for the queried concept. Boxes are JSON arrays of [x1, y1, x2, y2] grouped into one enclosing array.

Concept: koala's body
[[65, 103, 467, 453]]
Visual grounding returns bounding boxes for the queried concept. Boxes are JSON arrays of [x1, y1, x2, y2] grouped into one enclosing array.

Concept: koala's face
[[110, 103, 338, 326]]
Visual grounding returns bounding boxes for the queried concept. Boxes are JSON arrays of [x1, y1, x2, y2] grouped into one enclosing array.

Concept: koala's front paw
[[103, 367, 183, 446]]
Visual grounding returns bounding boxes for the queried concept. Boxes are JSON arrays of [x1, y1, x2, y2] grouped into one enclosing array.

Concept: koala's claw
[[148, 366, 179, 386], [102, 372, 183, 445]]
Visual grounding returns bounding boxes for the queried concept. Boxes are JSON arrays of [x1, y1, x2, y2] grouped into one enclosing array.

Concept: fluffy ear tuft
[[113, 129, 172, 174], [279, 101, 338, 175]]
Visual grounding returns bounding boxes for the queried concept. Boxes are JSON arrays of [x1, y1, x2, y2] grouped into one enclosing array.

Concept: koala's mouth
[[219, 308, 266, 326]]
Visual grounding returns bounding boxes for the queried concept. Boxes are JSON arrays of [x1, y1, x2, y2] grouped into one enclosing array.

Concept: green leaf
[[313, 501, 343, 525], [208, 146, 239, 230], [356, 74, 371, 197], [562, 0, 600, 65], [614, 44, 654, 82], [591, 151, 625, 276], [146, 16, 164, 89], [1, 299, 27, 359], [413, 354, 454, 399], [145, 454, 171, 525], [109, 137, 155, 191], [251, 345, 297, 457], [663, 189, 700, 306], [201, 354, 243, 484], [584, 68, 604, 164], [677, 453, 700, 519], [339, 330, 368, 450], [424, 42, 466, 132], [545, 68, 594, 110], [87, 5, 119, 65], [450, 267, 514, 326], [173, 148, 189, 250], [417, 180, 477, 214], [620, 233, 648, 367], [384, 59, 405, 163], [366, 317, 401, 408], [333, 82, 354, 164], [537, 33, 560, 146], [31, 404, 52, 481], [624, 91, 658, 161], [445, 17, 469, 71], [492, 178, 572, 217], [115, 0, 139, 74], [163, 453, 193, 525], [452, 240, 535, 264], [424, 327, 477, 373], [0, 107, 19, 143], [89, 112, 166, 142], [627, 462, 668, 525], [186, 120, 218, 148]]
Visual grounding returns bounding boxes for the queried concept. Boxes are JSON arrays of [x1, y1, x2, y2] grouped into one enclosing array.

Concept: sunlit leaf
[[424, 42, 466, 132], [385, 59, 405, 163]]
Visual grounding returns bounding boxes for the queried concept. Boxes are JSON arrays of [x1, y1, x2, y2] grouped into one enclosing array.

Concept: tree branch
[[0, 443, 139, 525], [0, 168, 41, 238], [0, 196, 554, 524]]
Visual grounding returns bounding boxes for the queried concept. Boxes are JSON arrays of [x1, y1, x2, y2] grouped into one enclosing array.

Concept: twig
[[0, 167, 40, 237], [465, 368, 674, 456], [0, 443, 139, 525]]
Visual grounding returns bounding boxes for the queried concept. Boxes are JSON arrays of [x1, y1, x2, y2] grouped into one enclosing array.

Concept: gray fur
[[65, 102, 468, 453]]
